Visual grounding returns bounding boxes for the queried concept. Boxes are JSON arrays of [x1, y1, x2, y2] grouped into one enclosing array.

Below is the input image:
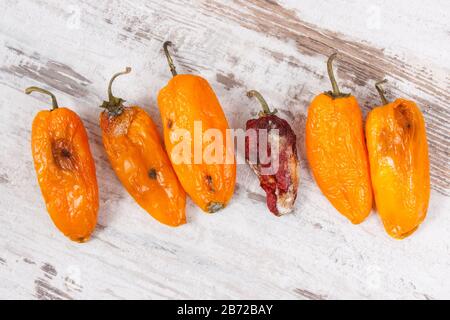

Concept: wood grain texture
[[0, 0, 449, 299]]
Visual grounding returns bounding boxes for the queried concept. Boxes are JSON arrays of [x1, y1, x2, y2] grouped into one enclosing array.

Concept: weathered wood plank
[[0, 0, 449, 299]]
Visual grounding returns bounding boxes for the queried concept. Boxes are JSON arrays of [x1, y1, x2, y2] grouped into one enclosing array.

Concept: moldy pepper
[[366, 80, 430, 239], [158, 41, 236, 213], [26, 87, 99, 242], [99, 67, 186, 227], [245, 90, 299, 216]]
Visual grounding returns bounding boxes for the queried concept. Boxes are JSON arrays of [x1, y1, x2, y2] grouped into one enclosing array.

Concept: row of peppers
[[26, 42, 429, 242]]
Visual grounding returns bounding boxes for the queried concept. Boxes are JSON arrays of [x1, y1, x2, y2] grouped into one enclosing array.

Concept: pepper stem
[[375, 79, 389, 105], [247, 90, 277, 116], [325, 53, 350, 99], [163, 41, 177, 77], [25, 87, 59, 110], [328, 53, 340, 96], [100, 67, 131, 116]]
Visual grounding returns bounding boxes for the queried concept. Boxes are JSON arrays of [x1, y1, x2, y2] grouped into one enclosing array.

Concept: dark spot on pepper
[[76, 236, 89, 243], [51, 139, 76, 171], [207, 202, 224, 213], [167, 119, 173, 129], [205, 175, 215, 192], [61, 148, 71, 158], [395, 103, 413, 132], [148, 168, 157, 180]]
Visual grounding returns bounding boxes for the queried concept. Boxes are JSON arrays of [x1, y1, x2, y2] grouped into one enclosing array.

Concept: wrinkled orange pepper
[[157, 41, 236, 213], [27, 87, 99, 242], [366, 80, 430, 239], [99, 68, 186, 226], [305, 53, 373, 224]]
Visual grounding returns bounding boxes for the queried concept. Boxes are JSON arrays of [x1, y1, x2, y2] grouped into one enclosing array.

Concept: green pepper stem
[[247, 90, 276, 116], [100, 67, 131, 116], [108, 67, 131, 101], [163, 41, 177, 77], [25, 87, 59, 110], [324, 53, 350, 99], [327, 53, 341, 97], [375, 79, 389, 105]]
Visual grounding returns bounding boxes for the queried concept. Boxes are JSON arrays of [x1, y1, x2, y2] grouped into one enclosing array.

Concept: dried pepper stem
[[100, 67, 131, 116], [326, 53, 350, 99], [25, 87, 59, 110], [328, 53, 341, 96], [247, 90, 277, 116], [375, 79, 389, 105], [163, 41, 178, 77]]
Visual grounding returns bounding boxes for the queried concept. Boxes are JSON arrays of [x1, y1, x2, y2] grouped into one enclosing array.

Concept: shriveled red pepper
[[245, 90, 299, 216]]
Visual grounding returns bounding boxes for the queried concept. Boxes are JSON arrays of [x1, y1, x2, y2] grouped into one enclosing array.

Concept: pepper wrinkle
[[205, 175, 215, 192]]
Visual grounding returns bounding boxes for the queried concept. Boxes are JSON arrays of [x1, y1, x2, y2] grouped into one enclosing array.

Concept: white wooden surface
[[0, 0, 449, 300]]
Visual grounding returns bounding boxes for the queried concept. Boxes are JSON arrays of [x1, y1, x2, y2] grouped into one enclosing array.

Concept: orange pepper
[[305, 54, 373, 224], [27, 87, 99, 242], [99, 68, 186, 226], [366, 80, 430, 239], [157, 41, 236, 213]]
